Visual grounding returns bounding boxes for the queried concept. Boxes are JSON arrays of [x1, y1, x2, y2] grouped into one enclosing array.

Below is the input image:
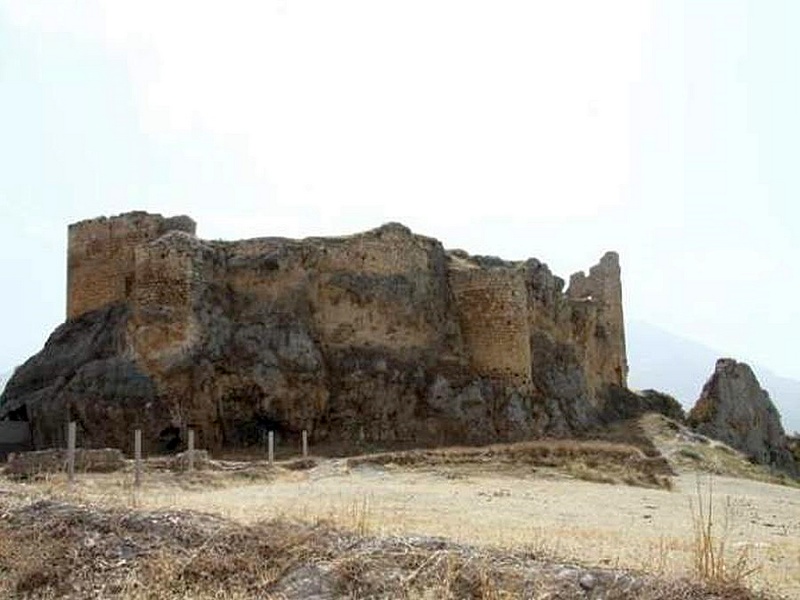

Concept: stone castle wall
[[314, 223, 435, 275], [567, 251, 628, 389], [51, 213, 627, 445], [39, 211, 633, 451], [309, 225, 449, 352], [130, 232, 207, 360], [64, 213, 625, 394], [67, 213, 196, 319], [449, 268, 532, 387]]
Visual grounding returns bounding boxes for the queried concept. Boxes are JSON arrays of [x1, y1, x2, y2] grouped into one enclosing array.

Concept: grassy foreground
[[2, 430, 797, 599], [0, 495, 771, 600]]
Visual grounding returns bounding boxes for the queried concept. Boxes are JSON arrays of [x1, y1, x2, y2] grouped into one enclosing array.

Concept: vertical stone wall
[[67, 213, 196, 320], [567, 251, 628, 389], [449, 267, 532, 387], [128, 232, 218, 446], [316, 223, 435, 275], [130, 232, 211, 359], [310, 224, 451, 351]]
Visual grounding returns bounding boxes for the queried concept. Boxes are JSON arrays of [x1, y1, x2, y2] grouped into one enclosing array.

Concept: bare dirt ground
[[145, 467, 800, 595], [6, 454, 799, 598]]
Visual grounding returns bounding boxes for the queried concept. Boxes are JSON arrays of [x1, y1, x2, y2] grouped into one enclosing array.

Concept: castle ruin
[[1, 212, 630, 452]]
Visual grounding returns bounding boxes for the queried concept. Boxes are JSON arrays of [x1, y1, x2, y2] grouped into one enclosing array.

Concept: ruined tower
[[67, 212, 196, 319]]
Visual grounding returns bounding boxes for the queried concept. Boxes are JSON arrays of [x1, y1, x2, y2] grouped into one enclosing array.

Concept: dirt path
[[118, 463, 800, 597]]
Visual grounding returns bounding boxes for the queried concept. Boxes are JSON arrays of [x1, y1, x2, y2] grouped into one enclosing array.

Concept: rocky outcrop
[[788, 435, 800, 466], [1, 212, 640, 454], [596, 388, 685, 426], [688, 358, 797, 475]]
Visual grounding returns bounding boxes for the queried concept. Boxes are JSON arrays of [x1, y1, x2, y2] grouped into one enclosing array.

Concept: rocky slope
[[688, 358, 797, 476], [0, 212, 654, 453]]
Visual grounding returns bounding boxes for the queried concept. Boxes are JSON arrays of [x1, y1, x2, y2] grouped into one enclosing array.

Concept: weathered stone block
[[5, 448, 125, 478]]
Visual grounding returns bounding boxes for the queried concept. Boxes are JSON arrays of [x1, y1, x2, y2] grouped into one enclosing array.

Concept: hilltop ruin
[[1, 212, 645, 452]]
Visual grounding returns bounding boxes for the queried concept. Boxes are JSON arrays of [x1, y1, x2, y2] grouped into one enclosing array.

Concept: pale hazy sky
[[0, 1, 798, 383]]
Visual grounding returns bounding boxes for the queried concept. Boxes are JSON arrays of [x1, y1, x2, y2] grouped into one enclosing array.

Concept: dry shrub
[[0, 527, 72, 597], [690, 476, 759, 587], [0, 496, 775, 600]]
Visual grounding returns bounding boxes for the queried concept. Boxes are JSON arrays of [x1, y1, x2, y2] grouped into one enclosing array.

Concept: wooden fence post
[[302, 430, 308, 458], [134, 429, 142, 488], [187, 429, 195, 472], [66, 421, 76, 484], [268, 431, 274, 465]]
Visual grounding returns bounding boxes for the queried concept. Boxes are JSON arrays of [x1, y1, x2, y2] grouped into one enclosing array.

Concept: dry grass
[[0, 495, 774, 600], [638, 414, 799, 487], [346, 438, 675, 489], [3, 435, 799, 597], [690, 476, 759, 587]]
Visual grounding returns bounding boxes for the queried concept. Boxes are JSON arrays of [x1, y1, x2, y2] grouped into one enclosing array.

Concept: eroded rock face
[[688, 358, 797, 475], [1, 212, 637, 453]]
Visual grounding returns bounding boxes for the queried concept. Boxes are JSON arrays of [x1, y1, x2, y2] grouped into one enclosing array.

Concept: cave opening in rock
[[157, 426, 182, 453], [6, 404, 28, 422], [254, 414, 289, 447]]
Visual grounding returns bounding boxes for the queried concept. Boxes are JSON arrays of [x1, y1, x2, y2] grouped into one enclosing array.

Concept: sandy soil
[[61, 462, 800, 597]]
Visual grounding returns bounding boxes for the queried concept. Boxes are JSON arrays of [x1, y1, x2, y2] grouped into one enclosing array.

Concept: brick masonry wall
[[315, 226, 435, 276], [130, 233, 209, 359], [449, 267, 532, 386], [67, 213, 196, 319]]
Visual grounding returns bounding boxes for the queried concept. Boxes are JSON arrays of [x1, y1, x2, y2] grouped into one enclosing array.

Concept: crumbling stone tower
[[67, 212, 196, 319], [449, 268, 533, 389]]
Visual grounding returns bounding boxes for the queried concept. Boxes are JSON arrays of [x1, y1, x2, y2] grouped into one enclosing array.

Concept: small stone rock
[[556, 567, 578, 580], [579, 573, 596, 590]]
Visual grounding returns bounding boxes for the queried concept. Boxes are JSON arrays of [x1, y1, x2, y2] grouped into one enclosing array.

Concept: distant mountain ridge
[[627, 320, 800, 435]]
